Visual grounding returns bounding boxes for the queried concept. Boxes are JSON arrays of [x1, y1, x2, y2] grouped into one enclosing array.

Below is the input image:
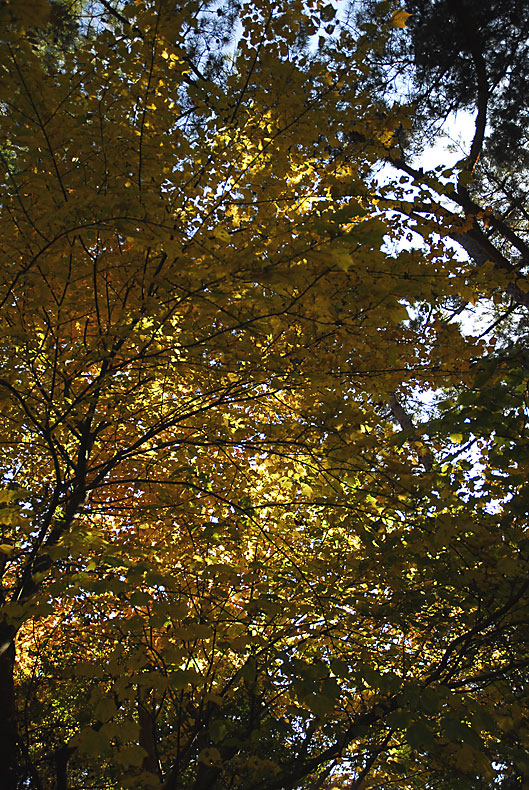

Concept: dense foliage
[[0, 1, 528, 788]]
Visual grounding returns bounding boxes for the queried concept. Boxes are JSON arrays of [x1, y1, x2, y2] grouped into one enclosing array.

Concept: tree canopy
[[1, 1, 529, 789]]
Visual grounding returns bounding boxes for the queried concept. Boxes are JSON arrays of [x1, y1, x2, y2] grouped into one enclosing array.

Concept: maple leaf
[[390, 8, 413, 28]]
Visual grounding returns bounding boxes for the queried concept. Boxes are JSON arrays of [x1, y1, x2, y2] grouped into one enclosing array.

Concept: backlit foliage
[[0, 1, 528, 788]]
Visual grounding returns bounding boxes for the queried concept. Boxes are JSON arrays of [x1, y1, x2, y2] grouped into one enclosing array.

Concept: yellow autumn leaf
[[390, 8, 412, 28], [213, 226, 231, 242]]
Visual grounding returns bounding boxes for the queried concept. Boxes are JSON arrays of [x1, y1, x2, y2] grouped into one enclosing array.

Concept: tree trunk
[[0, 636, 20, 790], [138, 688, 162, 780], [55, 745, 70, 790]]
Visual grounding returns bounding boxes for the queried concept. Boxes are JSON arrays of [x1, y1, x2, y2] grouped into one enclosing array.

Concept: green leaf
[[407, 721, 436, 750], [442, 716, 482, 748], [94, 696, 117, 722], [73, 728, 110, 757], [304, 693, 334, 716], [208, 719, 227, 743], [115, 745, 148, 769]]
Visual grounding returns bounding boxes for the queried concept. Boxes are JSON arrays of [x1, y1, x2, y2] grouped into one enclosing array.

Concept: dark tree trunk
[[55, 745, 70, 790], [0, 637, 20, 790], [138, 688, 162, 780]]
